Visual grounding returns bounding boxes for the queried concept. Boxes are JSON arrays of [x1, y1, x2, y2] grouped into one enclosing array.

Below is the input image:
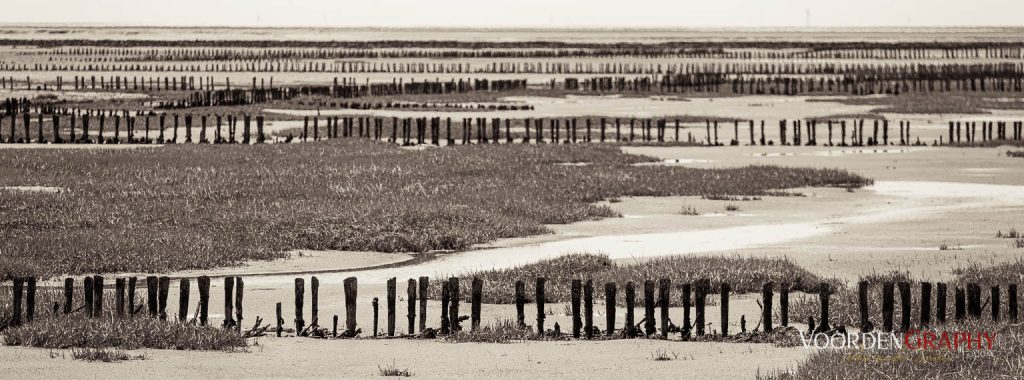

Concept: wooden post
[[515, 280, 526, 329], [695, 280, 707, 336], [309, 276, 319, 329], [63, 277, 73, 315], [882, 282, 895, 332], [344, 277, 357, 334], [605, 282, 616, 336], [1010, 284, 1019, 323], [407, 279, 417, 334], [127, 276, 136, 317], [158, 276, 169, 320], [536, 277, 546, 335], [572, 279, 582, 338], [235, 277, 244, 330], [294, 278, 305, 333], [720, 283, 730, 337], [858, 281, 870, 331], [11, 278, 23, 326], [936, 282, 947, 324], [418, 277, 428, 332], [448, 277, 460, 332], [178, 278, 190, 322], [967, 283, 982, 318], [658, 279, 669, 338], [762, 282, 773, 332], [991, 286, 1000, 322], [372, 297, 379, 337], [441, 281, 450, 335], [681, 283, 691, 339], [276, 302, 283, 337], [145, 276, 157, 317], [26, 277, 35, 323], [643, 280, 655, 336], [93, 275, 104, 318], [898, 282, 911, 332], [584, 280, 594, 339], [333, 316, 338, 337], [921, 282, 932, 327], [471, 277, 482, 332], [386, 277, 396, 336], [198, 276, 210, 326], [624, 281, 636, 337], [780, 282, 790, 327], [115, 278, 125, 318], [817, 283, 831, 332], [955, 287, 966, 321], [225, 277, 235, 328]]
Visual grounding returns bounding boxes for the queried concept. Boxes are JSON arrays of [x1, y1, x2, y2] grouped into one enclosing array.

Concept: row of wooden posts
[[4, 276, 1019, 339]]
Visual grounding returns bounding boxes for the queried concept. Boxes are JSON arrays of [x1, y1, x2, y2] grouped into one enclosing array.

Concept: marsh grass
[[0, 140, 869, 277], [70, 347, 146, 362], [378, 361, 413, 377], [2, 315, 247, 350], [430, 253, 828, 305], [758, 320, 1023, 379]]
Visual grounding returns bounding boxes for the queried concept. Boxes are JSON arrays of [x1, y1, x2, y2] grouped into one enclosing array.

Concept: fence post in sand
[[720, 283, 730, 337], [882, 282, 895, 332], [448, 277, 460, 332], [225, 277, 235, 328], [762, 283, 773, 332], [372, 297, 379, 337], [695, 279, 707, 336], [515, 280, 526, 329], [196, 276, 209, 325], [64, 277, 74, 315], [858, 281, 870, 331], [991, 286, 1000, 322], [11, 278, 23, 326], [898, 282, 911, 331], [471, 277, 482, 332], [536, 277, 546, 335], [642, 280, 655, 336], [624, 281, 637, 337], [408, 279, 417, 334], [605, 282, 616, 336], [418, 277, 429, 332], [145, 276, 157, 317], [1009, 284, 1018, 323], [294, 278, 305, 334], [235, 277, 244, 331], [967, 283, 982, 318], [158, 276, 169, 320], [344, 277, 357, 334], [920, 282, 932, 327], [92, 275, 104, 317], [114, 278, 125, 318], [276, 302, 283, 337], [310, 276, 319, 329], [386, 277, 396, 336], [658, 279, 670, 338], [817, 283, 831, 332], [936, 282, 947, 324], [955, 287, 966, 321], [178, 279, 190, 322], [584, 280, 594, 339], [681, 283, 691, 339], [26, 277, 36, 323], [441, 281, 451, 335], [571, 279, 582, 338]]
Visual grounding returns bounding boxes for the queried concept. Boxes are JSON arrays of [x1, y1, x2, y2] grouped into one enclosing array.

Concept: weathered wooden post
[[145, 276, 157, 317], [514, 280, 527, 329], [955, 287, 966, 321], [605, 282, 616, 336], [695, 279, 708, 336], [536, 277, 546, 335], [344, 277, 357, 334], [407, 279, 417, 334], [720, 283, 730, 336], [991, 286, 1000, 322], [624, 281, 636, 337], [294, 278, 305, 333], [386, 277, 396, 336], [417, 277, 428, 332], [26, 277, 36, 323], [658, 279, 670, 338], [936, 282, 947, 324], [762, 282, 773, 332], [571, 279, 583, 337], [780, 282, 790, 327], [584, 279, 594, 339], [197, 276, 210, 325], [276, 302, 283, 337], [310, 276, 319, 328], [858, 281, 870, 331], [224, 277, 236, 328], [680, 283, 691, 339], [63, 277, 73, 315], [440, 281, 450, 334], [642, 280, 655, 336], [882, 282, 895, 332], [817, 283, 831, 332], [898, 282, 911, 332], [448, 277, 460, 332], [1010, 284, 1019, 323], [235, 277, 244, 330], [372, 297, 379, 337], [967, 283, 982, 318], [178, 279, 190, 322], [11, 278, 24, 326], [158, 276, 170, 320], [471, 277, 482, 332], [93, 275, 104, 317], [921, 282, 932, 326]]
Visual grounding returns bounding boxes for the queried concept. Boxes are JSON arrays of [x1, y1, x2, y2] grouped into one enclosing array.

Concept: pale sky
[[1, 0, 1022, 28]]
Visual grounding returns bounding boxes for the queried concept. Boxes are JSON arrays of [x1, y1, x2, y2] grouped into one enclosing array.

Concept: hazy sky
[[2, 0, 1022, 28]]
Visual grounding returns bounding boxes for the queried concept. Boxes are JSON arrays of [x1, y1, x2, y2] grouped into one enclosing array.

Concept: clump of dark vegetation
[[0, 140, 869, 277], [69, 347, 146, 362], [378, 361, 413, 377], [430, 253, 827, 305], [1007, 150, 1024, 158]]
